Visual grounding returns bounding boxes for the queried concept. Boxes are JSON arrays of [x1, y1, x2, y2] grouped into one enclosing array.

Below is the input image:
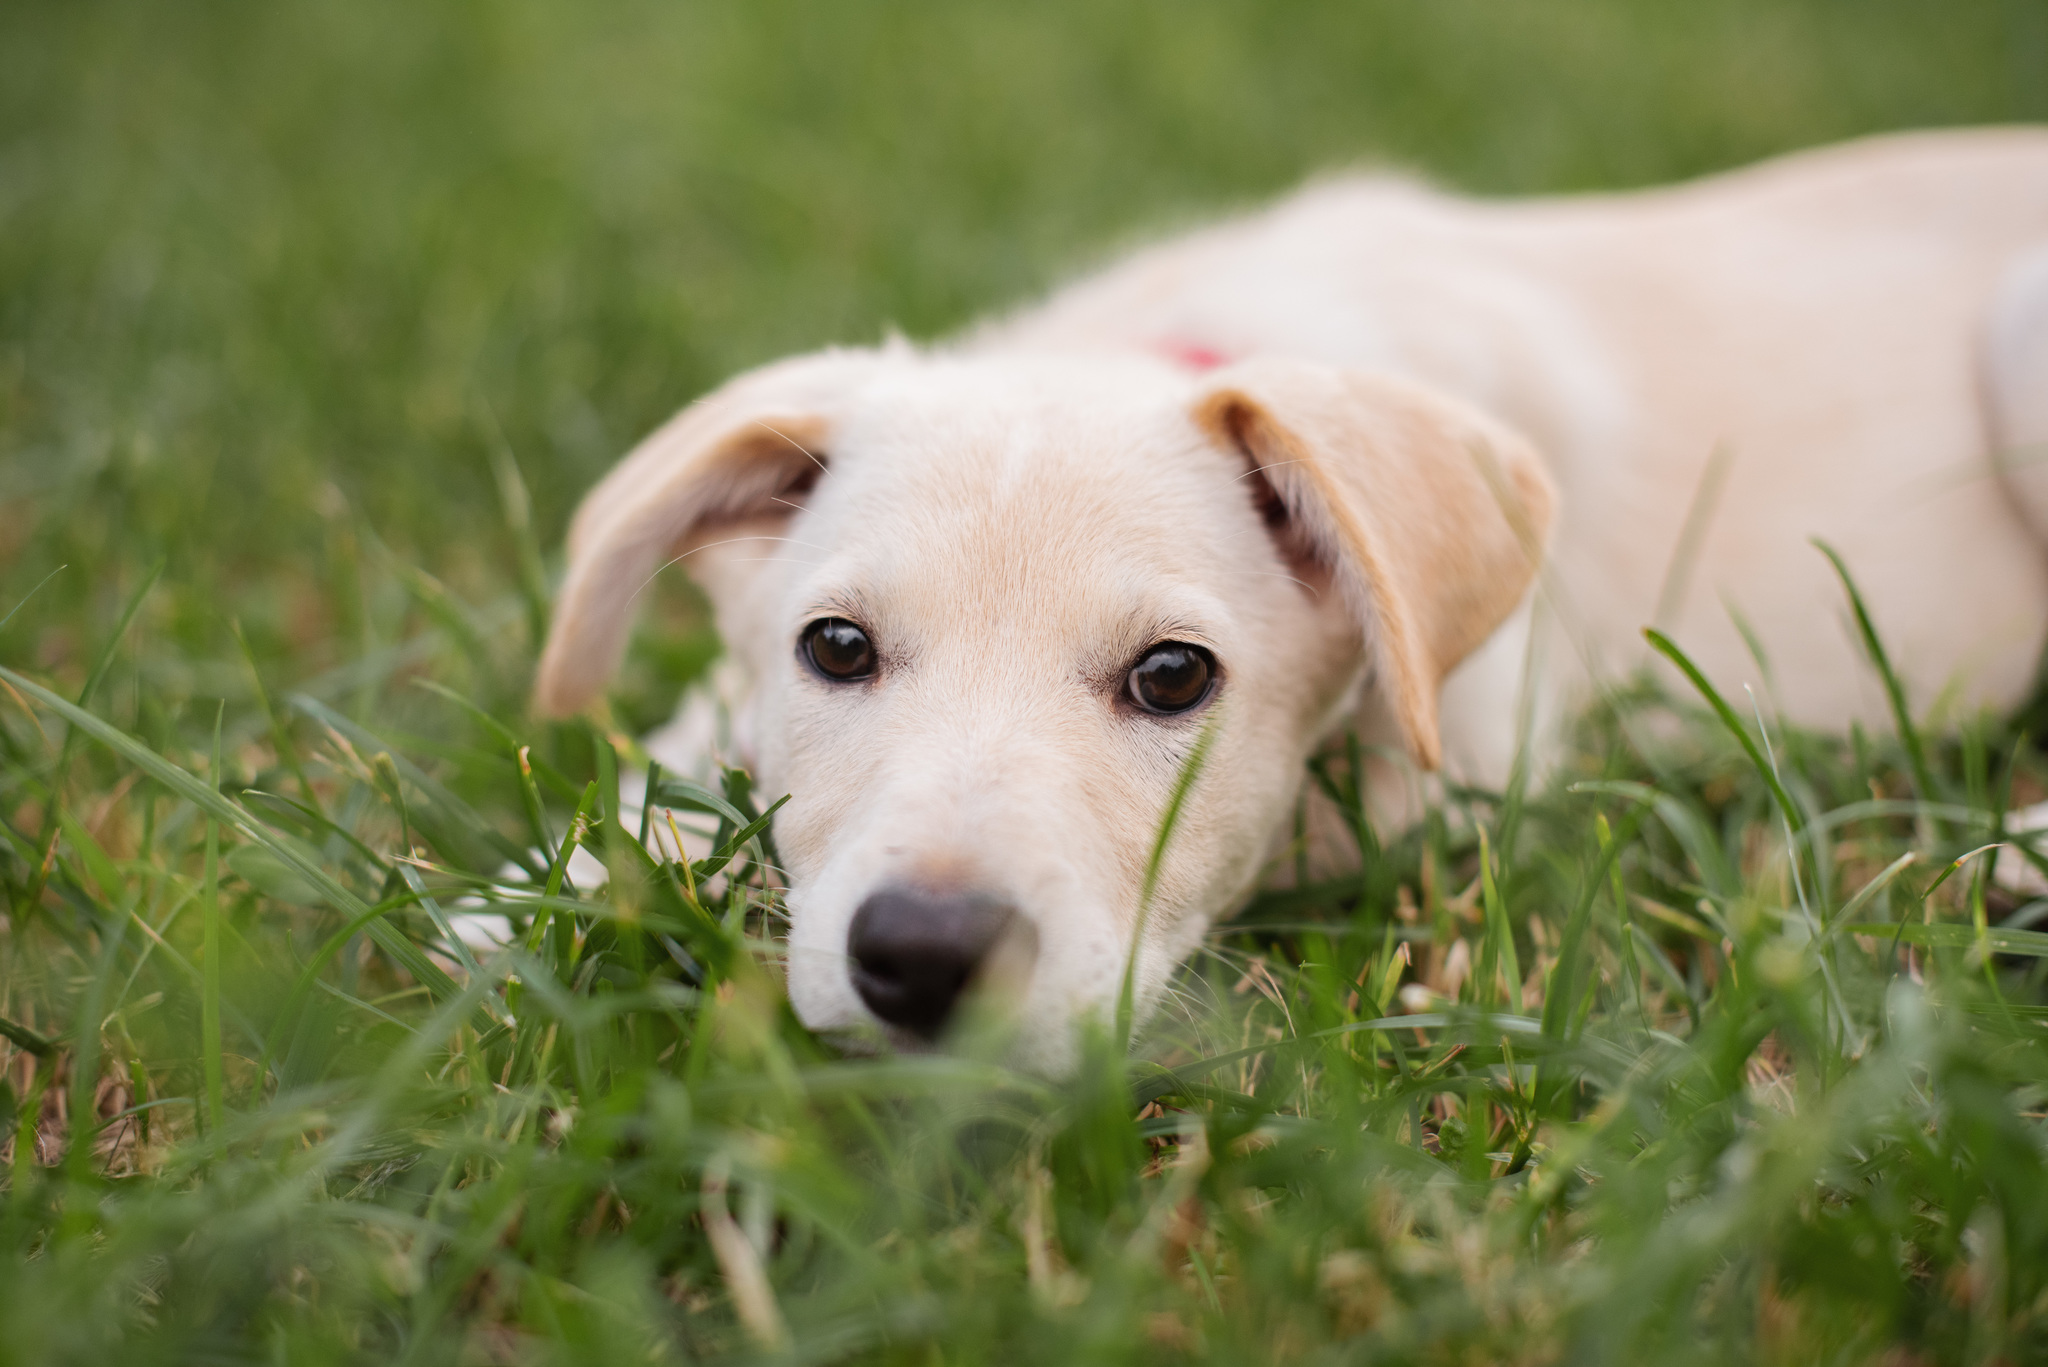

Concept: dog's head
[[536, 347, 1551, 1071]]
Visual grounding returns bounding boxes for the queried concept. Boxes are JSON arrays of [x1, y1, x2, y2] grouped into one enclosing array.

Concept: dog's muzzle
[[847, 885, 1037, 1038]]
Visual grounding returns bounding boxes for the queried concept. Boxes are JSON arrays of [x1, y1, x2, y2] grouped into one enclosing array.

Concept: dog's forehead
[[832, 359, 1232, 534], [848, 357, 1191, 465], [803, 359, 1249, 636]]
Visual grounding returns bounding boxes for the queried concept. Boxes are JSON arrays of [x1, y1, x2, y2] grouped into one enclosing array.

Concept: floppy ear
[[534, 348, 889, 717], [1192, 360, 1556, 770]]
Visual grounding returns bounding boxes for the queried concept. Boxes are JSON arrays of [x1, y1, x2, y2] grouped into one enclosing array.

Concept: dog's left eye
[[802, 617, 876, 681], [1127, 642, 1217, 715]]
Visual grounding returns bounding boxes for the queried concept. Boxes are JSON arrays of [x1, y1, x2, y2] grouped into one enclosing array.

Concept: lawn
[[4, 1, 2048, 1361]]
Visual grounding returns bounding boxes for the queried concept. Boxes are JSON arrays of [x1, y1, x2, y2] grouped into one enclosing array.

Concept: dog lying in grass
[[533, 128, 2048, 1072]]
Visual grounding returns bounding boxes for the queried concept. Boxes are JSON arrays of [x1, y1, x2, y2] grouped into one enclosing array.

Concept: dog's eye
[[802, 617, 876, 681], [1127, 642, 1216, 715]]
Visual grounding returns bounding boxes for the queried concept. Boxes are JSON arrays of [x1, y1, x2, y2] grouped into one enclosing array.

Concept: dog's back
[[985, 128, 2048, 776]]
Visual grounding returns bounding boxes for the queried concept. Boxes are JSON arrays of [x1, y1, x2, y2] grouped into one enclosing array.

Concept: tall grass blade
[[202, 702, 226, 1136], [1116, 719, 1217, 1049], [1, 667, 463, 1004], [1813, 539, 1939, 826], [1541, 803, 1643, 1044], [1830, 851, 1916, 930], [0, 1014, 55, 1057], [1846, 921, 2048, 956], [1643, 627, 1802, 835], [1652, 442, 1733, 630], [232, 618, 322, 817], [291, 692, 542, 876], [61, 906, 128, 1202], [0, 565, 66, 639], [478, 395, 553, 654], [23, 560, 162, 912], [1570, 779, 1737, 909], [1476, 826, 1519, 1009]]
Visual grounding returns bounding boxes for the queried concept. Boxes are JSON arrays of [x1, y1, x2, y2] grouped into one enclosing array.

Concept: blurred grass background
[[4, 0, 2045, 713], [6, 3, 2048, 1364]]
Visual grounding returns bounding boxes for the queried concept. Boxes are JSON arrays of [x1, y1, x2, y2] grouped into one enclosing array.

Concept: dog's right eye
[[1127, 641, 1217, 715], [801, 617, 876, 681]]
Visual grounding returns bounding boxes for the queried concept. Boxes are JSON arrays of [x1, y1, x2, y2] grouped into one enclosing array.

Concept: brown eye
[[802, 618, 876, 681], [1127, 642, 1216, 715]]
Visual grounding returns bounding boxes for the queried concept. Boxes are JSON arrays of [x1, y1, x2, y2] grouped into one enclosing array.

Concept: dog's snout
[[847, 886, 1029, 1038]]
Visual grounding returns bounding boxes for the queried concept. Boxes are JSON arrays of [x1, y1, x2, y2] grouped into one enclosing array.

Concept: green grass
[[5, 1, 2048, 1361]]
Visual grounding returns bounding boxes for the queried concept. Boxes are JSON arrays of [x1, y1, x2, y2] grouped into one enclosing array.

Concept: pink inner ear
[[1152, 340, 1233, 371]]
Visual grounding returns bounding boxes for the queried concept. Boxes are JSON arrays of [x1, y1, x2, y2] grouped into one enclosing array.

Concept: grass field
[[5, 1, 2048, 1361]]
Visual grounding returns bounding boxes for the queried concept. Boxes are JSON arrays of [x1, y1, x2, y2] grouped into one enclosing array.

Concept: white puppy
[[534, 129, 2048, 1071]]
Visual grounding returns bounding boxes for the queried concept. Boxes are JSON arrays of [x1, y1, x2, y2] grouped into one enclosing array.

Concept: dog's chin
[[797, 993, 1085, 1077]]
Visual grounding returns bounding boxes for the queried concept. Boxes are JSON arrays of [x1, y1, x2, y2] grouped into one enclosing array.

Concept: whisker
[[1234, 569, 1321, 597], [1232, 458, 1309, 484], [624, 534, 832, 607], [752, 419, 830, 475], [711, 532, 834, 553]]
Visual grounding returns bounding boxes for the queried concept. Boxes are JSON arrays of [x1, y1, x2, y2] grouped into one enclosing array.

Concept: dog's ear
[[1193, 360, 1556, 770], [534, 348, 888, 717]]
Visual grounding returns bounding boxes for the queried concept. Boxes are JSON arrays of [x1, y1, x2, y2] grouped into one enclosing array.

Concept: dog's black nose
[[847, 886, 1026, 1038]]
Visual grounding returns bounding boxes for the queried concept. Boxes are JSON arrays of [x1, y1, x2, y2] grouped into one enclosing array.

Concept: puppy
[[534, 128, 2048, 1072]]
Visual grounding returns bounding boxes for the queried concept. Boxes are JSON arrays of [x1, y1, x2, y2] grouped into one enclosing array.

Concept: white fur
[[537, 130, 2048, 1071]]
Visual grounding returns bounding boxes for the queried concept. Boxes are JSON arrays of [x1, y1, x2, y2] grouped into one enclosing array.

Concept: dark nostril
[[847, 887, 1024, 1039]]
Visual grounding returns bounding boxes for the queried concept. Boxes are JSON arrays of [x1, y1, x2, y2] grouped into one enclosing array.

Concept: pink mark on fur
[[1152, 340, 1233, 371]]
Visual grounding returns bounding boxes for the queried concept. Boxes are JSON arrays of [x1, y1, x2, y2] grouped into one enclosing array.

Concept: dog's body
[[538, 129, 2048, 1071], [984, 128, 2048, 784]]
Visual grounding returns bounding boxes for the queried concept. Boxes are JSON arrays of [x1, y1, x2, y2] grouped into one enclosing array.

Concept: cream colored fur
[[535, 128, 2048, 1070]]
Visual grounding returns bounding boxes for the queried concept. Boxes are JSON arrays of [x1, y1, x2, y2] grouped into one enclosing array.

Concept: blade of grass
[[241, 789, 386, 869], [639, 760, 662, 846], [1117, 718, 1217, 1050], [690, 794, 789, 886], [1603, 814, 1648, 1029], [11, 1055, 50, 1193], [23, 560, 162, 914], [259, 884, 434, 1071], [232, 618, 323, 818], [1813, 539, 1939, 831], [1570, 778, 1738, 903], [394, 860, 483, 978], [0, 1013, 56, 1057], [1745, 683, 1856, 1048], [530, 781, 599, 978], [202, 702, 226, 1137], [1845, 921, 2048, 957], [388, 561, 490, 675], [291, 692, 542, 877], [1476, 826, 1520, 1011], [0, 562, 66, 654], [1643, 628, 1803, 838], [1543, 802, 1647, 1044], [61, 902, 129, 1205], [1645, 628, 1843, 1036], [477, 394, 552, 654], [3, 667, 465, 1007], [1652, 442, 1733, 631], [1829, 851, 1917, 931], [1880, 844, 2000, 969], [654, 776, 752, 830]]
